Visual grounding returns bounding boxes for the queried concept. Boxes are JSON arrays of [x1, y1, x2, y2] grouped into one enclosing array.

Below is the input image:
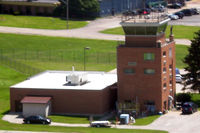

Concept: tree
[[183, 30, 200, 93], [69, 0, 99, 18], [54, 0, 99, 18]]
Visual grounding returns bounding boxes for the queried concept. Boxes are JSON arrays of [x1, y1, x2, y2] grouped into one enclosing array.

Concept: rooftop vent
[[66, 66, 88, 85]]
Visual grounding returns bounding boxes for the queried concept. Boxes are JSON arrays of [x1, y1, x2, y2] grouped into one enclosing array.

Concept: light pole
[[84, 47, 90, 71], [66, 0, 69, 29], [60, 0, 69, 29]]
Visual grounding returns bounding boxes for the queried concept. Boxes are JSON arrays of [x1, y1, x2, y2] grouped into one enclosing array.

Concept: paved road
[[117, 111, 200, 133]]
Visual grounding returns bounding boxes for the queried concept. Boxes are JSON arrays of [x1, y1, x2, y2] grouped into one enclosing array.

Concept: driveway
[[117, 111, 200, 133]]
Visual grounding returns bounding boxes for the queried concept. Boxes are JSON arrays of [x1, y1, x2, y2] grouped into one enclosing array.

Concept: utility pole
[[60, 0, 69, 29]]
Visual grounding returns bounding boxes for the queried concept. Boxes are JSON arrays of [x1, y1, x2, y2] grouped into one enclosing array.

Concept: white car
[[176, 74, 182, 83], [168, 14, 179, 20]]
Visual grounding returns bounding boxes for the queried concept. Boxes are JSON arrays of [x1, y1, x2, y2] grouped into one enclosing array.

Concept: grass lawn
[[175, 44, 189, 69], [133, 115, 160, 126], [100, 25, 200, 40], [49, 115, 90, 124], [0, 65, 168, 133], [0, 14, 88, 29], [0, 33, 118, 72]]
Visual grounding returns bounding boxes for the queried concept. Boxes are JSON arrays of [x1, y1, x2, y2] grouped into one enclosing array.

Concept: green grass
[[49, 115, 90, 124], [190, 94, 200, 107], [0, 65, 168, 133], [100, 25, 200, 40], [133, 115, 160, 126], [0, 14, 88, 29], [175, 45, 189, 69], [0, 33, 118, 71]]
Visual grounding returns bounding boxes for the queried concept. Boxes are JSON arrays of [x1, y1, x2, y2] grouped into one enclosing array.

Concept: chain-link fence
[[0, 49, 117, 75]]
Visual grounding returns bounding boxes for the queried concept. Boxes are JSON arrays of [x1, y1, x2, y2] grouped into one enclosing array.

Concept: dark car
[[169, 3, 182, 9], [182, 102, 198, 114], [174, 11, 184, 19], [191, 8, 200, 15], [23, 115, 51, 124], [181, 9, 194, 16]]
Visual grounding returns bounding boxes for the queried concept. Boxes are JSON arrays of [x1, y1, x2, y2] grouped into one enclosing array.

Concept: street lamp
[[83, 47, 91, 71], [60, 0, 69, 29]]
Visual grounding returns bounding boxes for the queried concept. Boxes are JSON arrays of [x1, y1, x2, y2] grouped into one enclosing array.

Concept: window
[[144, 69, 155, 74], [169, 80, 172, 86], [163, 51, 166, 57], [163, 83, 167, 89], [169, 48, 172, 58], [169, 64, 172, 70], [163, 60, 166, 66], [163, 76, 166, 81], [163, 67, 166, 73], [128, 62, 137, 66], [144, 53, 155, 61], [124, 68, 135, 74]]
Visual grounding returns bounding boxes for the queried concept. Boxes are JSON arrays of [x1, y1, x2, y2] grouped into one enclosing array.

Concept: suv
[[182, 102, 198, 114]]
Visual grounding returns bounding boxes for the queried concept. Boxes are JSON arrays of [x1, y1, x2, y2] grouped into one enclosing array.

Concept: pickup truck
[[90, 121, 111, 128]]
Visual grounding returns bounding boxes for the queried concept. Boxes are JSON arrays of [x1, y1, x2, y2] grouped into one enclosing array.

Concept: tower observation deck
[[120, 11, 171, 47]]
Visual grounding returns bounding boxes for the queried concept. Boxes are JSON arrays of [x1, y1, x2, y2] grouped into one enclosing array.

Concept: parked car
[[176, 68, 182, 83], [182, 102, 198, 114], [174, 11, 184, 19], [23, 115, 51, 124], [176, 74, 183, 83], [151, 5, 165, 12], [169, 3, 182, 9], [138, 8, 151, 15], [181, 9, 194, 16], [168, 14, 179, 20], [190, 8, 200, 15], [176, 68, 180, 75], [90, 121, 111, 128]]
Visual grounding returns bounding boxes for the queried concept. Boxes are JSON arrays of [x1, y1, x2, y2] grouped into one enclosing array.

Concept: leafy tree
[[56, 0, 100, 18], [70, 0, 99, 18], [183, 30, 200, 93]]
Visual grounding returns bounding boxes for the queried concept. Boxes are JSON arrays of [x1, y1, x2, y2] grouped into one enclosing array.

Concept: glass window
[[163, 60, 166, 66], [144, 69, 155, 74], [163, 83, 167, 88], [163, 51, 166, 57], [169, 48, 172, 58], [144, 53, 155, 61], [163, 67, 166, 73], [124, 68, 135, 74], [128, 62, 137, 66]]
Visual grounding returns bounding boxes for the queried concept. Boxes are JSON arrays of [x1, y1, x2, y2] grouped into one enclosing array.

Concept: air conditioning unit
[[66, 73, 88, 85]]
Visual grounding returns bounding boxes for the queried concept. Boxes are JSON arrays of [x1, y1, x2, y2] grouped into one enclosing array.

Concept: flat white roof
[[11, 71, 117, 91]]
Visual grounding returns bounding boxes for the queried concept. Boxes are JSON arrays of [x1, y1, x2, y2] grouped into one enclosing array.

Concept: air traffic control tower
[[117, 12, 176, 113]]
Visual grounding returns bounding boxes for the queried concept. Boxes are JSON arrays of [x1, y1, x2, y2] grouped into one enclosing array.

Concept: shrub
[[176, 93, 191, 103]]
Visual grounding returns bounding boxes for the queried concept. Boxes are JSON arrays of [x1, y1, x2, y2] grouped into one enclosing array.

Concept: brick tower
[[117, 13, 176, 114]]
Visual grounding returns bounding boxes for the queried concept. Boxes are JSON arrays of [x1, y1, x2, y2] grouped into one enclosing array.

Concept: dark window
[[144, 53, 155, 61], [128, 62, 137, 66], [124, 68, 135, 74], [144, 69, 155, 74], [163, 51, 166, 57]]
